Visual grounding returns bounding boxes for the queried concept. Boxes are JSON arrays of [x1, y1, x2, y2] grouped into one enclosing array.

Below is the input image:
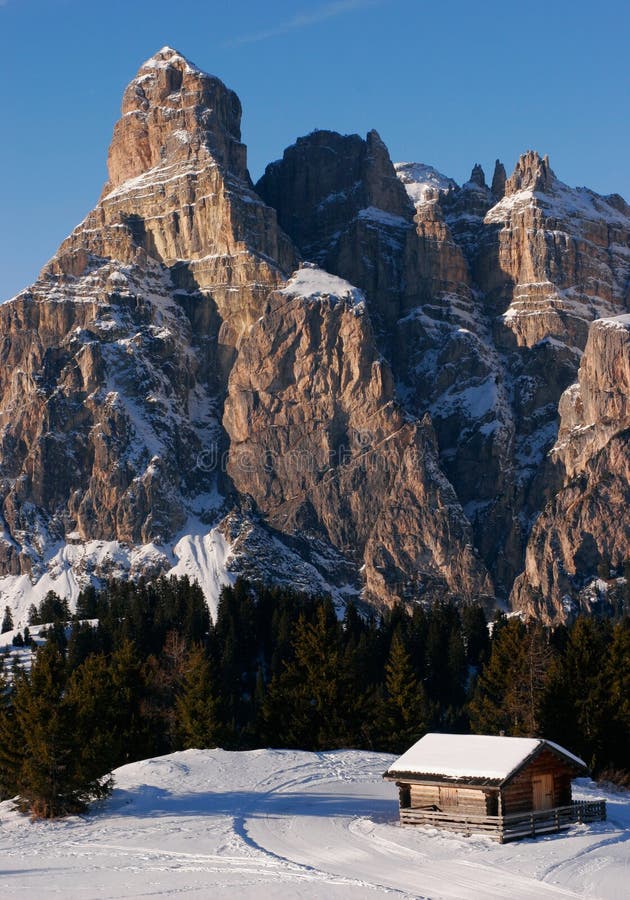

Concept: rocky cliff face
[[512, 315, 630, 621], [223, 265, 492, 608], [1, 48, 629, 624], [257, 139, 630, 615], [0, 48, 301, 621]]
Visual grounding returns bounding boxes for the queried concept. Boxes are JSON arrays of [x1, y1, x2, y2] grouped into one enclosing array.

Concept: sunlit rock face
[[258, 137, 630, 615], [0, 48, 299, 602], [512, 315, 630, 622], [2, 48, 630, 623], [223, 266, 494, 609]]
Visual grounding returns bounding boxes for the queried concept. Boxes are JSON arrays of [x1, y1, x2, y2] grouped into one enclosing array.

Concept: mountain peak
[[139, 46, 202, 76], [491, 159, 507, 199], [505, 150, 555, 195], [105, 47, 245, 190]]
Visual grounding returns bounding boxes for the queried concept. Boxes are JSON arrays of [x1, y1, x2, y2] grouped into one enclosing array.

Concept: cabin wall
[[408, 783, 493, 814], [502, 748, 575, 814], [410, 784, 439, 808]]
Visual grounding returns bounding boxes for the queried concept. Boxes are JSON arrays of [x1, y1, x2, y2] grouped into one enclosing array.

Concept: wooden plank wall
[[502, 748, 575, 814], [409, 783, 490, 814], [410, 784, 439, 807]]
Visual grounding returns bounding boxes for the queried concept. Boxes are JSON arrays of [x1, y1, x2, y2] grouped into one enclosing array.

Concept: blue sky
[[1, 0, 628, 300]]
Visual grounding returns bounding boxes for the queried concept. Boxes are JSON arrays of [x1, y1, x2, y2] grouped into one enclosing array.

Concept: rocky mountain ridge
[[1, 47, 629, 623]]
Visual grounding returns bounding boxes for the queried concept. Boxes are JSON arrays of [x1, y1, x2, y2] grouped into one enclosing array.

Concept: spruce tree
[[64, 654, 117, 796], [262, 603, 361, 750], [461, 603, 490, 668], [469, 617, 526, 734], [380, 632, 429, 753], [38, 591, 70, 625], [603, 619, 630, 770], [1, 606, 13, 634], [175, 645, 222, 749], [108, 639, 155, 764], [0, 660, 23, 799], [13, 644, 111, 817], [541, 616, 610, 768]]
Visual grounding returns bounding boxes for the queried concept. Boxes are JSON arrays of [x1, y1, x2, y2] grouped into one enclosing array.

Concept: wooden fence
[[399, 799, 606, 843]]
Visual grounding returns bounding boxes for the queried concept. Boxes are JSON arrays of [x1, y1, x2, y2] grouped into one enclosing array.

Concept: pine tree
[[1, 606, 13, 634], [175, 645, 222, 749], [380, 632, 429, 753], [469, 618, 527, 734], [75, 585, 99, 620], [262, 603, 361, 750], [108, 639, 155, 764], [38, 591, 70, 625], [65, 654, 118, 792], [13, 644, 112, 817], [541, 616, 611, 768], [0, 660, 23, 799], [604, 619, 630, 770], [461, 603, 490, 668], [504, 623, 553, 735]]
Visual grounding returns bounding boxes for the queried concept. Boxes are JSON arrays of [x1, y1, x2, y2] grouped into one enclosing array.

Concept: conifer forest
[[1, 577, 628, 818]]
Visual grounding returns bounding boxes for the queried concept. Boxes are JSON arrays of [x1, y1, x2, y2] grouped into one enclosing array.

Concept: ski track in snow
[[0, 749, 627, 899]]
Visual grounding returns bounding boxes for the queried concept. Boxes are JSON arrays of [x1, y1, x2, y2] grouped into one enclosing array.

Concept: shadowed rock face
[[256, 129, 417, 331], [2, 48, 630, 621], [512, 316, 630, 621], [223, 267, 493, 608], [257, 136, 630, 617]]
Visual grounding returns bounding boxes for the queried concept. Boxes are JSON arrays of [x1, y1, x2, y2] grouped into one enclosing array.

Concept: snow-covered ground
[[0, 748, 627, 899]]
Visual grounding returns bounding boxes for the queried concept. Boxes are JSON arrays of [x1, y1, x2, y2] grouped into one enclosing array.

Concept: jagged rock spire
[[505, 150, 554, 195], [469, 163, 487, 188], [491, 159, 507, 199]]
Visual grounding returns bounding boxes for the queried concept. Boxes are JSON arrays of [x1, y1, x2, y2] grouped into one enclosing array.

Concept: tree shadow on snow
[[101, 787, 399, 823]]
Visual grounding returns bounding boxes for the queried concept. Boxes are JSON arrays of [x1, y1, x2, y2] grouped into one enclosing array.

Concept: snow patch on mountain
[[485, 180, 630, 229], [595, 312, 630, 330], [168, 528, 235, 619], [0, 520, 235, 627], [395, 161, 457, 205], [281, 264, 365, 309]]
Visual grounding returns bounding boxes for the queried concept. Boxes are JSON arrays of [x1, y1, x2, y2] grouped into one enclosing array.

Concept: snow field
[[0, 748, 627, 899]]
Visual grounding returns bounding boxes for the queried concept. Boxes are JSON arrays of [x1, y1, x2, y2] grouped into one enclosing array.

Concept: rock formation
[[512, 315, 630, 621], [0, 48, 300, 621], [223, 265, 493, 607], [257, 135, 630, 614], [1, 47, 629, 623]]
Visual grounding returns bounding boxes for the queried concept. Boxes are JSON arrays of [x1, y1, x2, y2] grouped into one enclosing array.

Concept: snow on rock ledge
[[280, 263, 365, 310], [395, 161, 457, 205]]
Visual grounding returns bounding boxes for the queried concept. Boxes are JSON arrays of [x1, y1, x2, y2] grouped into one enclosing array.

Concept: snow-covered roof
[[385, 734, 587, 784]]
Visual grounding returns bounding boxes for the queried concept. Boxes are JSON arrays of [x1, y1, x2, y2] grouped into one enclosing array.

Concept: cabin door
[[532, 773, 554, 810], [439, 787, 458, 809]]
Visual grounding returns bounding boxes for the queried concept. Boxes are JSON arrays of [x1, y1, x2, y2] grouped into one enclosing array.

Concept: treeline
[[1, 577, 628, 817]]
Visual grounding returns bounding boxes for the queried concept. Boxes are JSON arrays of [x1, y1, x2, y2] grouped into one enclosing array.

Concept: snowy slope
[[0, 523, 235, 627], [0, 748, 626, 899], [395, 161, 458, 204]]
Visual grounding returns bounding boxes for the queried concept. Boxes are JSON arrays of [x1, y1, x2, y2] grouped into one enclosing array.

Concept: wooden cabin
[[383, 733, 606, 842]]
